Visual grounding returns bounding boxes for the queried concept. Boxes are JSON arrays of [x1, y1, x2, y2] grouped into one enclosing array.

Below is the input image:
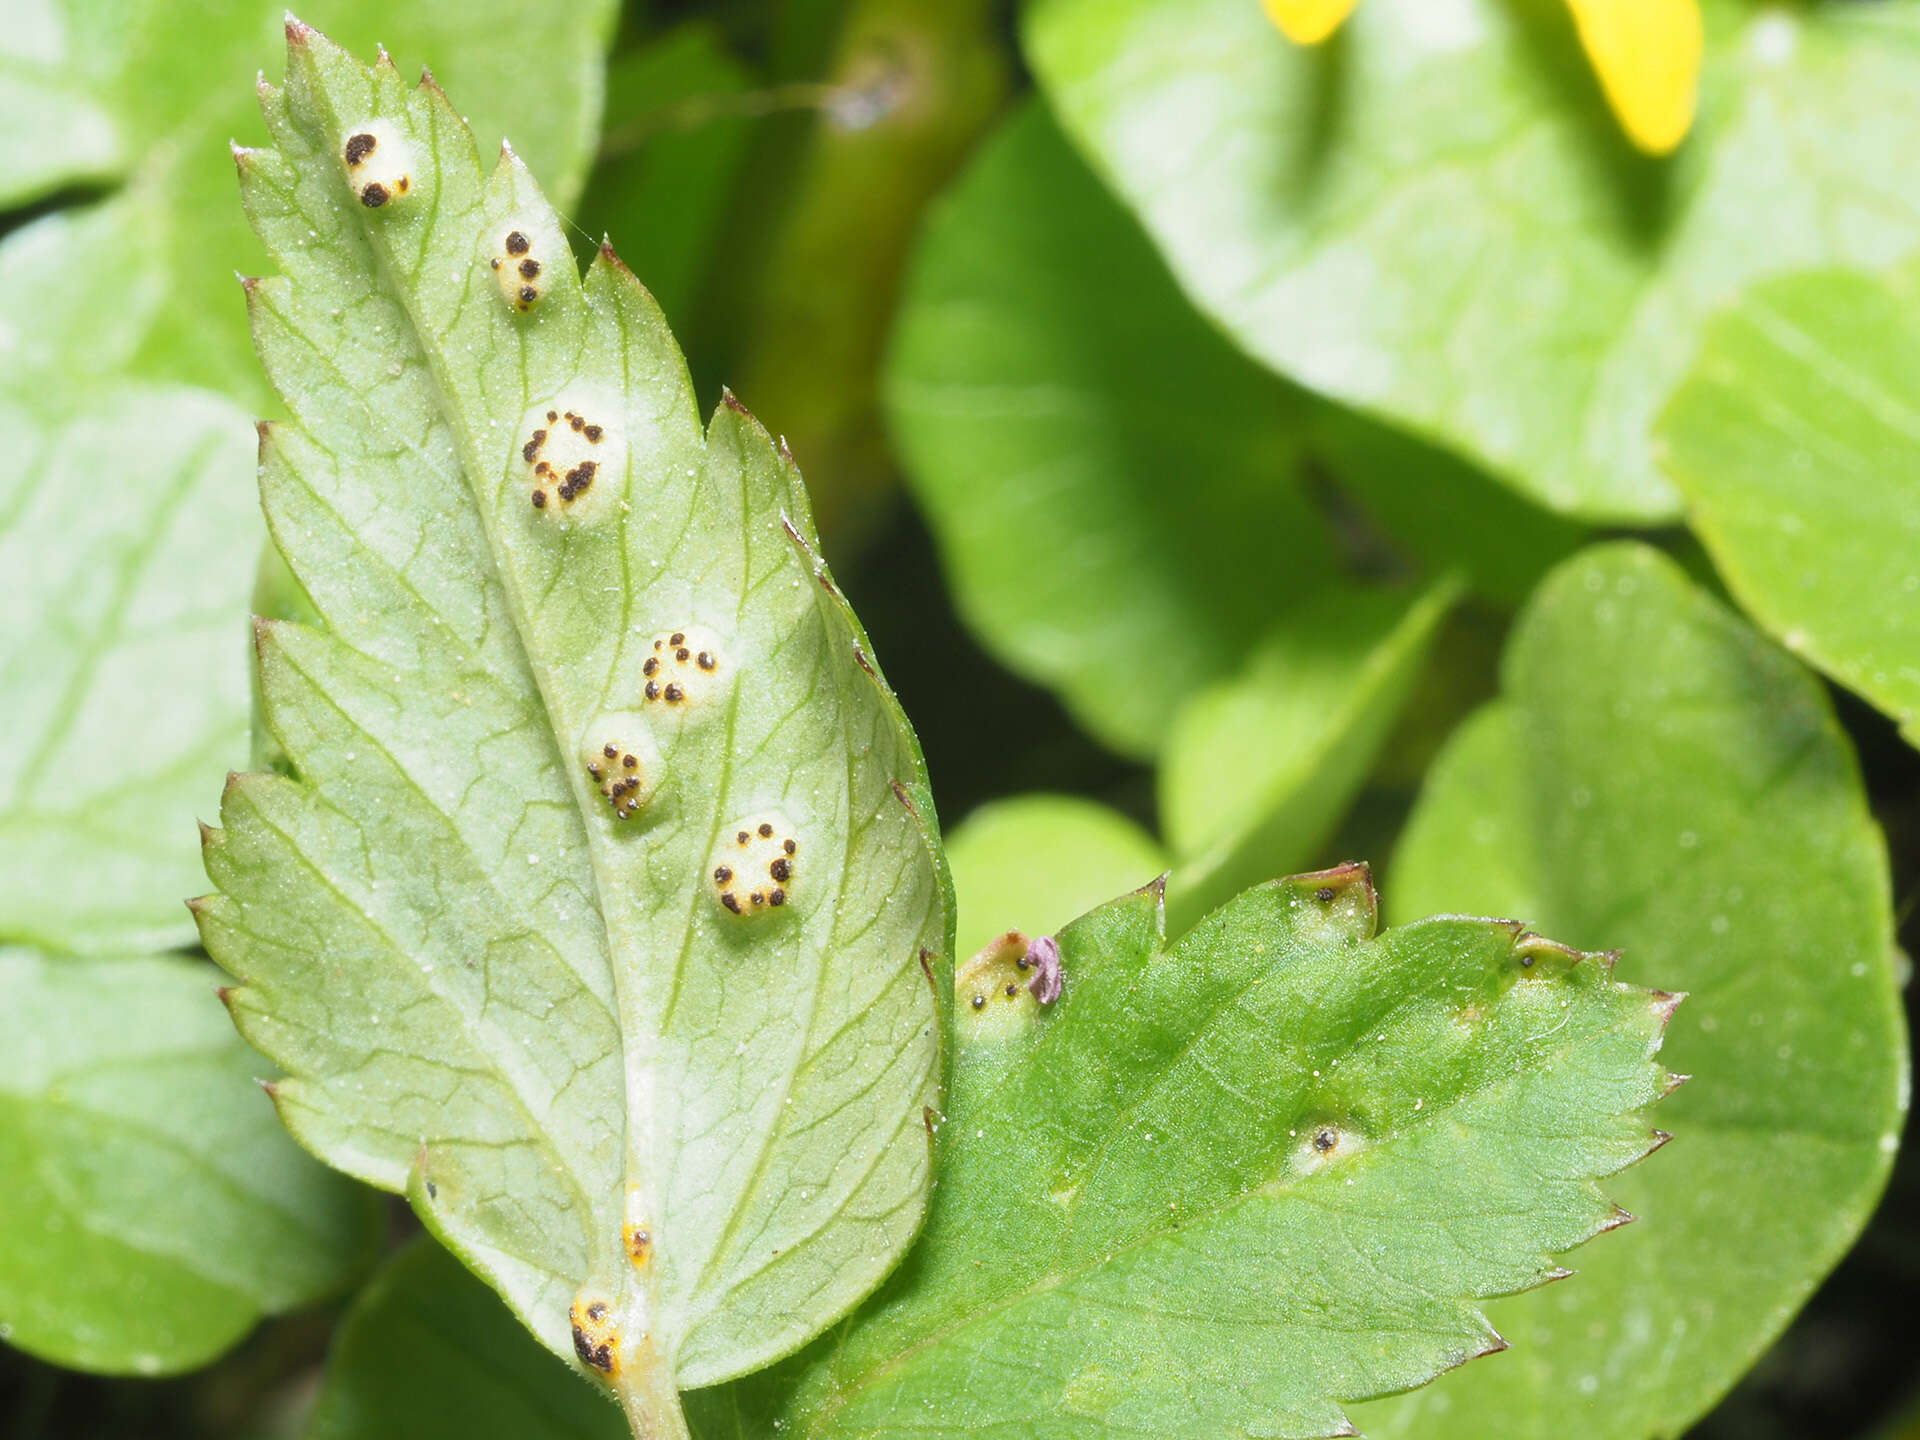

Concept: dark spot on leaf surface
[[505, 230, 530, 255], [344, 132, 376, 166], [360, 182, 390, 208]]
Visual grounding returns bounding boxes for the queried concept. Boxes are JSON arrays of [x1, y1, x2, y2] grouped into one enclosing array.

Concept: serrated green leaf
[[886, 100, 1338, 758], [695, 865, 1677, 1440], [305, 1238, 626, 1440], [0, 948, 378, 1375], [191, 27, 948, 1431], [1658, 263, 1920, 748], [1354, 542, 1907, 1439], [1024, 0, 1920, 522], [946, 795, 1166, 960], [1161, 573, 1461, 930]]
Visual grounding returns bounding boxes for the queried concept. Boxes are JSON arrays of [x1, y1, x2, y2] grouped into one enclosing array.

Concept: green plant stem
[[617, 1345, 691, 1440]]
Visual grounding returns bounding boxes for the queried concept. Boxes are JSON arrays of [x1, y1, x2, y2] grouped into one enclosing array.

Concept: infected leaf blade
[[702, 867, 1677, 1439], [198, 25, 948, 1421]]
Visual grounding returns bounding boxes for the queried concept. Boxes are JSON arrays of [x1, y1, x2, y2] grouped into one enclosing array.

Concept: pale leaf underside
[[193, 23, 948, 1422]]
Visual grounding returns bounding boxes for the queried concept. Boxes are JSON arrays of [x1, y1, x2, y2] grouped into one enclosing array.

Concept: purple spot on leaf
[[1025, 935, 1062, 1005]]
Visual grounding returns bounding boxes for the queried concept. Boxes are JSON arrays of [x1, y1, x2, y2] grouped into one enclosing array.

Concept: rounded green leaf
[[1659, 263, 1920, 747], [1357, 542, 1908, 1438], [886, 100, 1336, 757], [0, 386, 257, 954], [1024, 0, 1920, 521], [0, 949, 377, 1375], [0, 0, 620, 956], [306, 1239, 625, 1440]]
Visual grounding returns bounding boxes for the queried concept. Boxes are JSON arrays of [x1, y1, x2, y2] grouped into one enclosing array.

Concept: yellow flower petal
[[1261, 0, 1362, 46], [1565, 0, 1704, 155]]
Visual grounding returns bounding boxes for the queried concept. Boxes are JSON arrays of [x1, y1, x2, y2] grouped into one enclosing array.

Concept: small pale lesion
[[642, 627, 725, 708], [518, 396, 623, 522], [489, 223, 547, 312], [711, 813, 798, 917], [581, 720, 660, 820], [570, 1294, 621, 1377], [340, 119, 412, 208], [956, 930, 1051, 1023]]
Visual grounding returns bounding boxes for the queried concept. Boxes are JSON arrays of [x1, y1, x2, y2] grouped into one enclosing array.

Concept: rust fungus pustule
[[624, 1220, 653, 1269], [712, 814, 798, 917], [581, 719, 660, 821], [956, 930, 1047, 1028], [569, 1295, 620, 1377], [340, 119, 412, 208], [519, 396, 623, 523], [1291, 1120, 1368, 1178], [489, 222, 549, 312], [642, 627, 725, 708]]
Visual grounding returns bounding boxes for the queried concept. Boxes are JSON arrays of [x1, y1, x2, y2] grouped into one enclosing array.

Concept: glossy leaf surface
[[1357, 543, 1907, 1438], [1026, 0, 1920, 521], [0, 948, 376, 1375], [887, 102, 1335, 757], [1660, 264, 1920, 747]]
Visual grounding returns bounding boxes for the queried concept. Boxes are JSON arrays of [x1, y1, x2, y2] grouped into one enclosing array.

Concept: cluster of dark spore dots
[[644, 632, 718, 703], [523, 409, 604, 510], [491, 229, 543, 307], [585, 742, 646, 819]]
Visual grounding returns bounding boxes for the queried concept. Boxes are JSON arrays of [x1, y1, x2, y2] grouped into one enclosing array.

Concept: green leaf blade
[[731, 867, 1676, 1440], [1024, 0, 1920, 521], [0, 948, 377, 1376], [0, 385, 259, 954], [1658, 264, 1920, 746], [197, 24, 947, 1420], [1357, 542, 1907, 1439], [885, 101, 1337, 758]]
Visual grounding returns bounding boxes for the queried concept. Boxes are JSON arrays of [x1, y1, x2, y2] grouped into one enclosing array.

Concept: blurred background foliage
[[1, 0, 1917, 1436]]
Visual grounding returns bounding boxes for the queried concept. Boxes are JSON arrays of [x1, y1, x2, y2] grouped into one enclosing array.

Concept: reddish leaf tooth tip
[[1646, 1129, 1675, 1156], [1542, 1266, 1576, 1284], [1660, 1071, 1692, 1098], [1601, 1203, 1636, 1232]]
